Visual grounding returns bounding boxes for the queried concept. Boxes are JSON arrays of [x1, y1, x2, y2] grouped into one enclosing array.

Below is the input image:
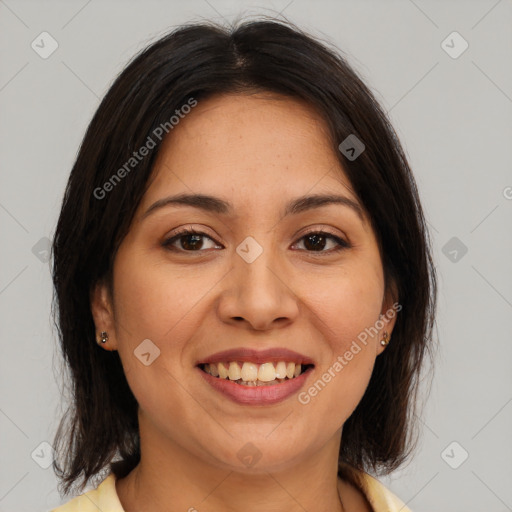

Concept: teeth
[[240, 362, 258, 382], [275, 361, 287, 379], [202, 361, 309, 384], [286, 362, 295, 379], [228, 361, 241, 380], [218, 362, 229, 379], [258, 362, 276, 382]]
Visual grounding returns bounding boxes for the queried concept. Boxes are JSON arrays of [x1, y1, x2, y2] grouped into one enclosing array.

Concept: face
[[91, 92, 397, 474]]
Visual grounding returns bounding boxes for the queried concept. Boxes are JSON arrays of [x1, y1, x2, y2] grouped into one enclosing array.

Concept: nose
[[216, 241, 300, 331]]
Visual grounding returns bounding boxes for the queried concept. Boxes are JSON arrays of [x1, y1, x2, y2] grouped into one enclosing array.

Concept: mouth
[[196, 347, 315, 404], [198, 361, 315, 386]]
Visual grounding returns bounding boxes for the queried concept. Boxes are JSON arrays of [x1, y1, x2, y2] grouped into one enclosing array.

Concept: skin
[[91, 92, 397, 512]]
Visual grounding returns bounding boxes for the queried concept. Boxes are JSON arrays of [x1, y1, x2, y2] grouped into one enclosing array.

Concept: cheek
[[305, 261, 384, 347], [111, 248, 196, 340], [296, 260, 383, 413], [113, 268, 165, 336], [109, 248, 220, 382], [109, 254, 195, 416]]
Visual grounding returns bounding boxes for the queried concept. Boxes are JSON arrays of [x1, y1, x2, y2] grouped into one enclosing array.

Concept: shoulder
[[360, 472, 412, 511], [49, 474, 125, 512], [339, 463, 412, 512], [49, 467, 409, 512]]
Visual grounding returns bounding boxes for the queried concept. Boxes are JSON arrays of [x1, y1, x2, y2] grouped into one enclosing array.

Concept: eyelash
[[162, 227, 351, 255]]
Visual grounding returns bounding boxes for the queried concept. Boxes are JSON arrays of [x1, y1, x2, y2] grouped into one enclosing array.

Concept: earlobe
[[377, 284, 399, 355], [376, 329, 392, 356], [90, 279, 118, 351], [380, 331, 390, 346]]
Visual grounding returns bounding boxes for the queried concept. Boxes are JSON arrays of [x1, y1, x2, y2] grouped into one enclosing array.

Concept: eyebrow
[[142, 192, 365, 222]]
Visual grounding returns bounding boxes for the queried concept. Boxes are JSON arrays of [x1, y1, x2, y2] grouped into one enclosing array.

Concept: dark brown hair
[[51, 16, 437, 496]]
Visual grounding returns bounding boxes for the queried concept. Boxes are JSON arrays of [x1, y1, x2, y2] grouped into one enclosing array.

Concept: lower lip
[[198, 366, 313, 405]]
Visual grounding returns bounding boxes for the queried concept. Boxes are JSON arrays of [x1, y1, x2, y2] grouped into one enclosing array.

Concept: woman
[[50, 17, 437, 512]]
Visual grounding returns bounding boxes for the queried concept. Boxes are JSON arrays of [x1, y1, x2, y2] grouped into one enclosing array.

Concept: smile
[[199, 361, 313, 386], [198, 361, 315, 405]]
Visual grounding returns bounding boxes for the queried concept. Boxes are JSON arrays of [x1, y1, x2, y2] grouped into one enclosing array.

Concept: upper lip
[[196, 347, 315, 366]]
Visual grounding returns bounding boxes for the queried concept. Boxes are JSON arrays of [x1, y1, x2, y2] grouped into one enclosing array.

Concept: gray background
[[1, 1, 511, 511]]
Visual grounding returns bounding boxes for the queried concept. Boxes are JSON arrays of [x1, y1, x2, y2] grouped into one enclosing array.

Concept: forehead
[[142, 92, 362, 217]]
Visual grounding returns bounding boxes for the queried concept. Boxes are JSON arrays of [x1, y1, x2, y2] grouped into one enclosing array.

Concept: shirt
[[49, 469, 412, 512]]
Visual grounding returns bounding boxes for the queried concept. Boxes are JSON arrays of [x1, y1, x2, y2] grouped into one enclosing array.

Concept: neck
[[115, 414, 346, 512]]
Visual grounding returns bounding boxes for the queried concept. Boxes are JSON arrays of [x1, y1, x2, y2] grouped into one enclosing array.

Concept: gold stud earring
[[380, 331, 390, 346]]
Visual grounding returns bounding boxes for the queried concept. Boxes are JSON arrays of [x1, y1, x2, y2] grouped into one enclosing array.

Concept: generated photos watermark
[[298, 302, 402, 405], [93, 97, 197, 200]]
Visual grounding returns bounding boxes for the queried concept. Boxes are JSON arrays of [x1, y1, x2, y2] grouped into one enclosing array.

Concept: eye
[[292, 230, 350, 254], [162, 227, 222, 252], [162, 228, 350, 254]]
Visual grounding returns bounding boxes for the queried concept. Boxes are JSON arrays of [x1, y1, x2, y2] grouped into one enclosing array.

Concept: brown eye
[[162, 228, 221, 252], [293, 231, 350, 253], [162, 228, 350, 255]]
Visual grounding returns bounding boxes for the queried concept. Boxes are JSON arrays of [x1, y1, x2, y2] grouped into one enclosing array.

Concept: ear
[[90, 278, 118, 351], [376, 279, 400, 356]]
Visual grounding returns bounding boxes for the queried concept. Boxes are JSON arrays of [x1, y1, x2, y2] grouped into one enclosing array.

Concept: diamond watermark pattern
[[31, 32, 59, 59], [31, 441, 55, 469], [134, 339, 161, 366], [236, 236, 263, 263], [338, 134, 365, 161], [441, 31, 469, 59], [31, 236, 51, 262], [442, 236, 468, 263], [237, 442, 262, 468], [441, 441, 469, 469]]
